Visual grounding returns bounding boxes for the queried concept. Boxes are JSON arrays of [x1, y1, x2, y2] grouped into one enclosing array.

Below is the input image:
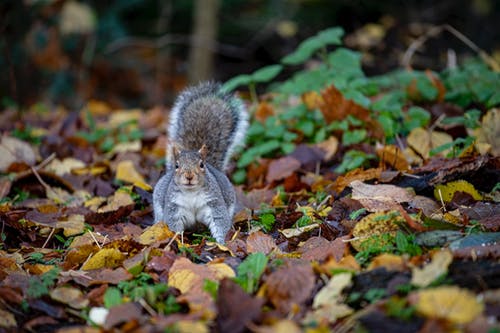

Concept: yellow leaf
[[367, 253, 405, 271], [407, 128, 452, 159], [56, 214, 85, 237], [81, 248, 125, 270], [434, 180, 482, 203], [475, 108, 500, 157], [46, 158, 86, 176], [415, 286, 483, 324], [115, 160, 152, 191], [175, 321, 209, 333], [169, 268, 198, 294], [98, 189, 135, 213], [351, 211, 404, 251], [0, 309, 16, 328], [313, 273, 352, 309], [411, 250, 453, 287], [138, 222, 174, 245], [207, 262, 235, 280]]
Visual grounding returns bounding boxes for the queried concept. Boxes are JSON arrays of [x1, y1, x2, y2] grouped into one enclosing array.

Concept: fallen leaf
[[411, 250, 453, 287], [266, 156, 301, 183], [246, 231, 278, 254], [434, 180, 482, 203], [280, 223, 319, 238], [46, 158, 86, 176], [81, 248, 125, 270], [138, 222, 175, 245], [56, 214, 85, 237], [50, 286, 89, 309], [376, 144, 410, 171], [413, 286, 484, 324], [216, 278, 264, 333], [97, 189, 135, 213], [350, 210, 405, 251], [367, 253, 406, 271], [0, 308, 17, 328], [265, 263, 315, 314], [0, 136, 37, 172], [115, 160, 152, 191], [315, 136, 339, 161], [407, 128, 453, 159], [475, 108, 500, 157]]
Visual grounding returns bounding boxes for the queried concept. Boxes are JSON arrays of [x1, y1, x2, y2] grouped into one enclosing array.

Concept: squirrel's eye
[[175, 163, 179, 169], [199, 161, 204, 168]]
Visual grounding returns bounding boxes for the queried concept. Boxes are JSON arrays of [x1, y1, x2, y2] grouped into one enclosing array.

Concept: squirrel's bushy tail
[[167, 82, 248, 171]]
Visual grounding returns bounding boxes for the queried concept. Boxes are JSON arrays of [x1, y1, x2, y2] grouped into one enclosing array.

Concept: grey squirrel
[[152, 82, 248, 244]]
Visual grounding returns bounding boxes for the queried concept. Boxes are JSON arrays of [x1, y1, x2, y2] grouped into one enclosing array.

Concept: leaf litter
[[1, 46, 500, 333]]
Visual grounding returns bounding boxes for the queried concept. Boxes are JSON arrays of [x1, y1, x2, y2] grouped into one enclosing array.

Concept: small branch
[[402, 24, 499, 72]]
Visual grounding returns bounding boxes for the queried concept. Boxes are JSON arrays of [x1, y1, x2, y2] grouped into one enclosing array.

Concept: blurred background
[[1, 0, 499, 109]]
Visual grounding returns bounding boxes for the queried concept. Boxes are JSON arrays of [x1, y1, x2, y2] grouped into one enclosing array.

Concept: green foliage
[[12, 126, 43, 145], [281, 27, 344, 65], [104, 287, 123, 308], [225, 26, 499, 181], [355, 231, 422, 266], [335, 150, 375, 174], [234, 252, 268, 293], [385, 297, 416, 321], [26, 267, 61, 299], [77, 111, 144, 153], [257, 213, 276, 232], [203, 279, 219, 300]]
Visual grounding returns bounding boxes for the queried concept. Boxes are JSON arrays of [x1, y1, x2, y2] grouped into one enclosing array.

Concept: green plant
[[26, 267, 61, 298], [234, 252, 268, 293], [355, 231, 422, 266], [385, 296, 416, 321]]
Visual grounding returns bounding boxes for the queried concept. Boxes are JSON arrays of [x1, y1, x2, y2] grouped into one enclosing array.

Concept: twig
[[15, 153, 56, 180], [42, 227, 56, 249], [402, 24, 499, 71]]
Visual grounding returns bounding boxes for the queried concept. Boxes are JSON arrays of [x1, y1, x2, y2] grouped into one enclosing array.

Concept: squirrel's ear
[[199, 144, 208, 159], [172, 143, 180, 160]]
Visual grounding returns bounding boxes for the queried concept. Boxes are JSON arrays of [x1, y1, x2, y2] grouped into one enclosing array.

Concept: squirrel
[[152, 82, 248, 244]]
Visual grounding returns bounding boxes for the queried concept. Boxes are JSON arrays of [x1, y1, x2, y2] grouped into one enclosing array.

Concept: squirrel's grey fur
[[152, 82, 248, 243]]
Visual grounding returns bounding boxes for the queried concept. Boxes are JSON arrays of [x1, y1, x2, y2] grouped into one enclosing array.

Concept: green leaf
[[234, 252, 268, 293], [232, 169, 247, 184], [251, 65, 283, 83], [259, 213, 276, 232], [104, 287, 123, 308], [297, 119, 315, 137], [404, 106, 431, 131], [342, 129, 367, 145], [222, 74, 252, 92], [415, 75, 438, 101], [281, 27, 344, 65], [335, 150, 374, 174], [203, 279, 219, 300]]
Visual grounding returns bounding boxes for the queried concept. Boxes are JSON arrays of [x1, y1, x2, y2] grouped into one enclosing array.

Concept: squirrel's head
[[172, 144, 208, 190]]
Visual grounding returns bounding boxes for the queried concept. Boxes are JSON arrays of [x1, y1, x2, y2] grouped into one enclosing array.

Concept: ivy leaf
[[222, 74, 252, 92]]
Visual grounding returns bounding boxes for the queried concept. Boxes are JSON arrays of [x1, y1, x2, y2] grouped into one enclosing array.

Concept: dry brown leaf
[[475, 108, 500, 157], [367, 253, 406, 271], [333, 168, 382, 193], [266, 156, 301, 183], [50, 286, 89, 309], [411, 249, 453, 287], [0, 136, 37, 172], [246, 231, 278, 255], [350, 180, 414, 212], [319, 85, 371, 123], [265, 263, 315, 314], [252, 319, 302, 333], [315, 136, 339, 161], [280, 223, 319, 238], [46, 158, 86, 176], [56, 214, 85, 237], [376, 144, 410, 171], [413, 286, 484, 324]]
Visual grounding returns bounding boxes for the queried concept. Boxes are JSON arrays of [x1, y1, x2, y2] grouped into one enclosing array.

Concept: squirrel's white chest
[[173, 190, 212, 228]]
